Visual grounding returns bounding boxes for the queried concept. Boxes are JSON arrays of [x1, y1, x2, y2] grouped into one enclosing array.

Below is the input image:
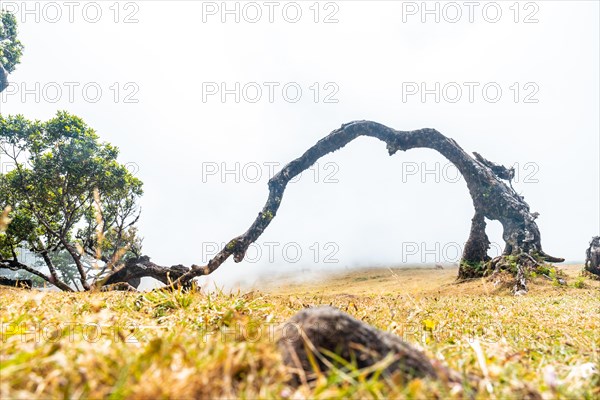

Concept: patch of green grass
[[570, 276, 587, 289], [0, 265, 598, 399]]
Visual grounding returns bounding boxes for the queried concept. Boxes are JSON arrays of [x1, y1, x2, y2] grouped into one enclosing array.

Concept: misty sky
[[0, 1, 598, 288]]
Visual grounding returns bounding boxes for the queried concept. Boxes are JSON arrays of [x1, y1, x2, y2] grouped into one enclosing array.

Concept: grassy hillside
[[1, 265, 598, 399]]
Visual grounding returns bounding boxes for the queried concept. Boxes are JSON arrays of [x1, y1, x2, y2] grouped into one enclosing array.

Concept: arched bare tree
[[107, 121, 562, 294]]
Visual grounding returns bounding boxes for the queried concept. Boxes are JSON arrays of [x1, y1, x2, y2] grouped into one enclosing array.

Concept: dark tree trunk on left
[[100, 256, 192, 289]]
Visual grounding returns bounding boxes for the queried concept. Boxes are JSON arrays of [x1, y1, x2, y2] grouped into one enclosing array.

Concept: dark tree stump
[[459, 212, 491, 279], [278, 307, 464, 387], [585, 236, 600, 277]]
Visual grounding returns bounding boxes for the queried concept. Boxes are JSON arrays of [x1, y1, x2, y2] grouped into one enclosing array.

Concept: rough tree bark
[[584, 236, 600, 277], [278, 306, 467, 388], [100, 256, 191, 289], [459, 211, 492, 278], [66, 121, 561, 293]]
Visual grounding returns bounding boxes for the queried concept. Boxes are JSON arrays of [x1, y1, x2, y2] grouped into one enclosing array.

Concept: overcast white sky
[[1, 1, 598, 288]]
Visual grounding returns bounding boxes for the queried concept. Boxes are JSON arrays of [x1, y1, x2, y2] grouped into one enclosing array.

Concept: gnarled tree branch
[[149, 120, 563, 290], [0, 258, 74, 291], [100, 256, 190, 289]]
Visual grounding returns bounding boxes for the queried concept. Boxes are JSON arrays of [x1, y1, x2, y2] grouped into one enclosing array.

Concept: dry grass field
[[1, 264, 598, 399]]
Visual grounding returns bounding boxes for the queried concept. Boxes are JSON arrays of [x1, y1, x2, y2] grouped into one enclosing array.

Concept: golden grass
[[1, 265, 598, 399]]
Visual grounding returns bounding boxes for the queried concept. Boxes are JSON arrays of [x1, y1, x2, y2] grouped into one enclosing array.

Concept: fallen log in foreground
[[278, 307, 466, 389]]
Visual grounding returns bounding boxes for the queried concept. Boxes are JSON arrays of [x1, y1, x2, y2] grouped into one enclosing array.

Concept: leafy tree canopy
[[0, 9, 23, 73], [0, 111, 143, 291]]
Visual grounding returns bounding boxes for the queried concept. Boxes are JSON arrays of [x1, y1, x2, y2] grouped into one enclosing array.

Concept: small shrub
[[571, 276, 586, 289]]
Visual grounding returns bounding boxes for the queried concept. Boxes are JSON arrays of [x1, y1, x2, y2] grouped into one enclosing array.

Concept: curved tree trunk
[[99, 256, 191, 289], [0, 258, 74, 292], [97, 121, 562, 293]]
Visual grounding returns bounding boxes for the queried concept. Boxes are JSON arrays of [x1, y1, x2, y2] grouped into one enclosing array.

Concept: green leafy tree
[[0, 10, 24, 92], [0, 111, 143, 291]]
